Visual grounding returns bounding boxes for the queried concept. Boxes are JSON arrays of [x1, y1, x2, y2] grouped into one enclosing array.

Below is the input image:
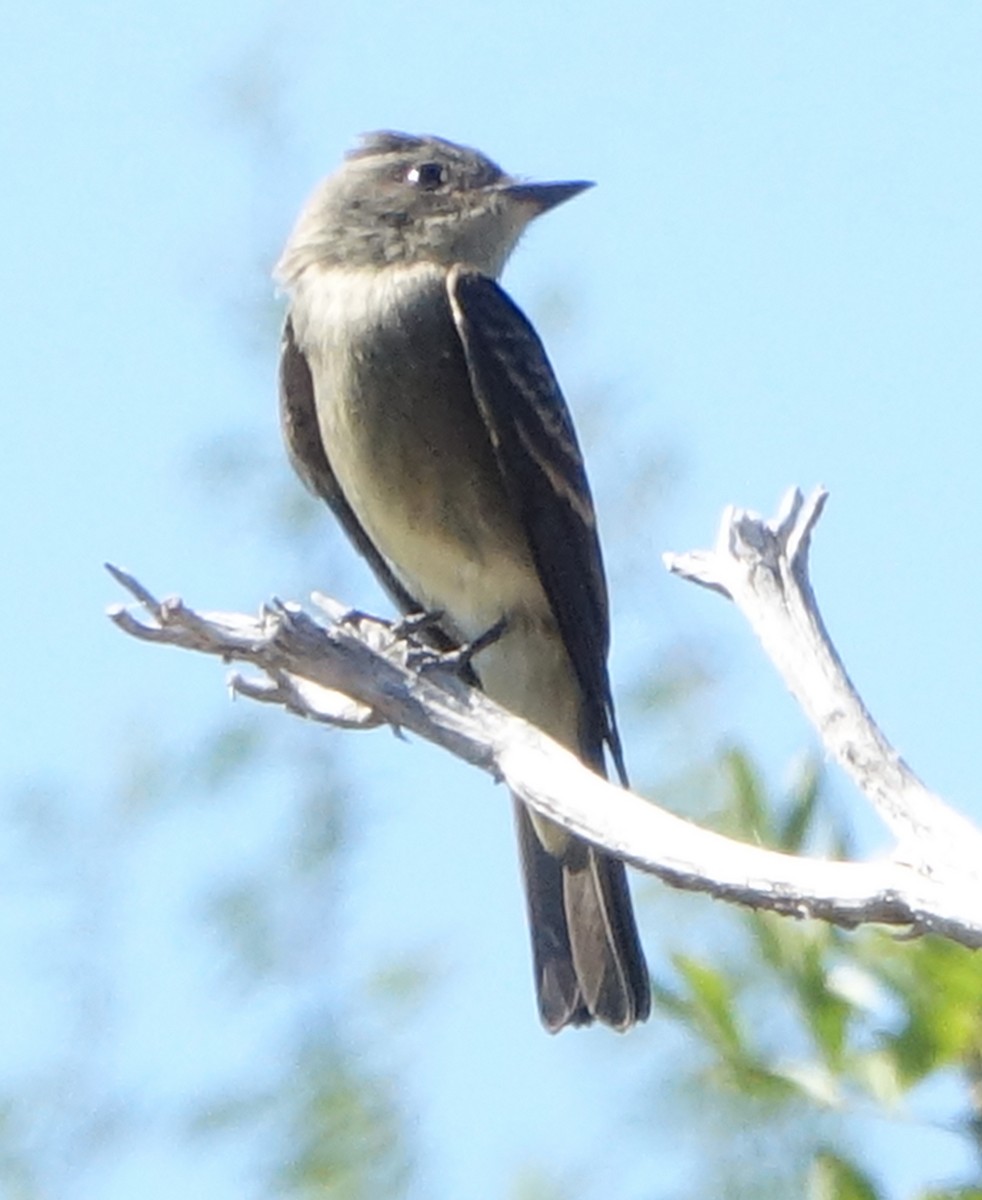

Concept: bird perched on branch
[[275, 131, 650, 1031]]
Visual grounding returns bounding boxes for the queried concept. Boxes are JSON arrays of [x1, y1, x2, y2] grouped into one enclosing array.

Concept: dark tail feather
[[514, 800, 650, 1032]]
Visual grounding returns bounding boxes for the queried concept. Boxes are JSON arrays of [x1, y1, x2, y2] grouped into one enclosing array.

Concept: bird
[[274, 131, 650, 1031]]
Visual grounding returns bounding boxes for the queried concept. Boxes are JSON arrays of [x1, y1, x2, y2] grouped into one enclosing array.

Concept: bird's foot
[[422, 617, 507, 676], [393, 608, 446, 640], [401, 615, 507, 681]]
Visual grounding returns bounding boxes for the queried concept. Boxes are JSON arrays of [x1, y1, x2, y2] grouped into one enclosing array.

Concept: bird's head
[[276, 131, 592, 282]]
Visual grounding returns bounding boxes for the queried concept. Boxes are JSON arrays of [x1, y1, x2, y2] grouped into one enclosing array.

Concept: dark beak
[[500, 179, 594, 214]]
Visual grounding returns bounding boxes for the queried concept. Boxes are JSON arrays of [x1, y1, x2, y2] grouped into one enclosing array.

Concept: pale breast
[[292, 263, 549, 640]]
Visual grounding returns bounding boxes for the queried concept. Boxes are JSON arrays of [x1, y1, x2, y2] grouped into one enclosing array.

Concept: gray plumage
[[276, 132, 650, 1031]]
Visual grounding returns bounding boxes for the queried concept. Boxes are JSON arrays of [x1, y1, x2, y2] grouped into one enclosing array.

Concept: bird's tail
[[514, 799, 651, 1032]]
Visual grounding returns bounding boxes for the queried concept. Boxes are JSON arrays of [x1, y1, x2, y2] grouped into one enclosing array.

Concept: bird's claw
[[411, 616, 508, 679], [393, 608, 446, 639]]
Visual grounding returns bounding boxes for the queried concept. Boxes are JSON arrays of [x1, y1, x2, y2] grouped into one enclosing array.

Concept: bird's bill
[[499, 180, 594, 214]]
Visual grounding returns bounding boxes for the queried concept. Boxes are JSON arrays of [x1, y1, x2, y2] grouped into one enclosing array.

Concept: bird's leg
[[423, 616, 508, 676], [456, 616, 508, 666], [401, 614, 508, 681]]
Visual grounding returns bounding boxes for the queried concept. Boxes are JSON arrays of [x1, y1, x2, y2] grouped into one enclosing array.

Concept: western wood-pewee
[[275, 132, 650, 1031]]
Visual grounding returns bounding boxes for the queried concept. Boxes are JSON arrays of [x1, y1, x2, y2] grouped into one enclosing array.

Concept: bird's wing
[[279, 317, 444, 629], [447, 267, 626, 782]]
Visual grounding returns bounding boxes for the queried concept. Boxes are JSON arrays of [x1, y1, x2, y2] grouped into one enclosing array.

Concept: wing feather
[[447, 267, 626, 782]]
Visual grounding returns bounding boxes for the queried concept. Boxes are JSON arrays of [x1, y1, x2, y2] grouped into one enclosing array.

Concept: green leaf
[[796, 945, 852, 1070], [871, 937, 982, 1086], [672, 953, 744, 1058], [848, 1050, 904, 1108], [778, 757, 823, 852], [746, 914, 851, 1070], [721, 748, 773, 843], [808, 1150, 881, 1200], [773, 1061, 842, 1108]]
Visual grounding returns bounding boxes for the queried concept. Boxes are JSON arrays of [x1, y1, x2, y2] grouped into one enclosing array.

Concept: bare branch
[[665, 488, 982, 876], [106, 546, 982, 951]]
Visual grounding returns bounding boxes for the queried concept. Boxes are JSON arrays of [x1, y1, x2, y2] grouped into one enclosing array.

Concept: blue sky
[[4, 1, 982, 1196]]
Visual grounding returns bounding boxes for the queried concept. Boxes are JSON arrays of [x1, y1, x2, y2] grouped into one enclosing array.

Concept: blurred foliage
[[9, 695, 981, 1198], [654, 747, 982, 1200], [0, 709, 418, 1199]]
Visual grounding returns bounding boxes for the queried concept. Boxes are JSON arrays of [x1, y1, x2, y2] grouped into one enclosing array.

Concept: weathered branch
[[105, 491, 982, 951], [664, 487, 982, 876]]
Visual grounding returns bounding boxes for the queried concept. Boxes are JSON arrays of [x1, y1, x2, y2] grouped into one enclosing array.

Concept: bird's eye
[[406, 161, 447, 190]]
